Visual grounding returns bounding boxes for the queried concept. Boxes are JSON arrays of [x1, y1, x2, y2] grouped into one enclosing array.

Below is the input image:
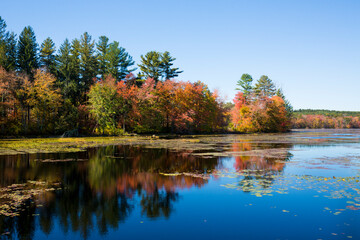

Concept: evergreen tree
[[70, 38, 81, 80], [161, 51, 182, 80], [138, 51, 163, 83], [236, 73, 253, 97], [138, 51, 182, 83], [96, 36, 109, 79], [96, 37, 135, 81], [0, 17, 6, 40], [5, 32, 17, 71], [40, 37, 57, 75], [0, 17, 17, 71], [57, 39, 78, 103], [276, 88, 293, 118], [117, 44, 135, 80], [107, 41, 135, 81], [0, 16, 8, 69], [78, 32, 97, 97], [254, 75, 276, 97], [17, 26, 38, 79]]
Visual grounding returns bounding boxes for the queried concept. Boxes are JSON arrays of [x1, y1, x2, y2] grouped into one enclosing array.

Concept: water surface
[[0, 130, 359, 239]]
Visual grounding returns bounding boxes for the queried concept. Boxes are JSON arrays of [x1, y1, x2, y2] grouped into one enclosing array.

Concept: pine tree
[[0, 17, 6, 40], [276, 88, 293, 118], [5, 32, 17, 71], [0, 17, 8, 69], [17, 26, 38, 79], [138, 51, 182, 83], [70, 38, 81, 81], [161, 51, 182, 80], [236, 73, 253, 97], [106, 41, 135, 81], [254, 75, 276, 97], [138, 51, 163, 83], [96, 36, 109, 79], [78, 32, 97, 97], [0, 17, 17, 71], [40, 37, 57, 75], [57, 39, 76, 102], [68, 38, 82, 103], [117, 44, 135, 80]]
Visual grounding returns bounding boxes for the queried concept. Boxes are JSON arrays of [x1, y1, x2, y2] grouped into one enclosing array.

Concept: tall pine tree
[[254, 75, 276, 97], [96, 36, 109, 79], [5, 32, 17, 71], [78, 32, 97, 99], [106, 41, 135, 81], [17, 26, 38, 79], [236, 73, 253, 97], [0, 16, 8, 69], [138, 51, 163, 83], [40, 37, 57, 75], [138, 51, 182, 83], [57, 39, 78, 103], [161, 51, 182, 80], [0, 17, 17, 71]]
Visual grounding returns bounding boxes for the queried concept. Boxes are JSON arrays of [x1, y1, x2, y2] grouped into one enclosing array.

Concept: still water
[[0, 130, 359, 239]]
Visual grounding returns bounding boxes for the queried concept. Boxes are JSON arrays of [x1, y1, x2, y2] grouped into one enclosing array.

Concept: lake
[[0, 129, 359, 239]]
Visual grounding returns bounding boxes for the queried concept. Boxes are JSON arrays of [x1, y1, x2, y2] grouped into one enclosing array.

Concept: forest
[[3, 15, 356, 136], [292, 110, 360, 129]]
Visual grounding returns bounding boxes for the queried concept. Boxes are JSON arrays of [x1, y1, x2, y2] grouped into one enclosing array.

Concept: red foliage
[[292, 115, 360, 129], [231, 92, 291, 133]]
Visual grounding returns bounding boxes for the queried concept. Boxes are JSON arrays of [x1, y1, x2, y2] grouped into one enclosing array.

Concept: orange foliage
[[232, 142, 286, 172], [231, 93, 291, 133], [292, 114, 360, 129]]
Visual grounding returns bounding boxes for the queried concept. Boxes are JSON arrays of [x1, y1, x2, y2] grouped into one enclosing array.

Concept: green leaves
[[96, 36, 136, 82], [254, 75, 276, 98], [88, 75, 121, 135], [236, 73, 253, 97], [138, 51, 182, 83]]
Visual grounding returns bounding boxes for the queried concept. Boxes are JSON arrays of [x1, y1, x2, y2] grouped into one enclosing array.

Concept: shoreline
[[0, 129, 359, 156]]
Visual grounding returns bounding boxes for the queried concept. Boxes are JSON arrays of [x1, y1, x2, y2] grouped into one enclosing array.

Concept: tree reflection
[[140, 187, 179, 219], [0, 145, 220, 239], [231, 142, 293, 191]]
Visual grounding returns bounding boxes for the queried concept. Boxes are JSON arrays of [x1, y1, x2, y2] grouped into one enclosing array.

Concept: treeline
[[294, 109, 360, 117], [0, 16, 229, 135], [292, 114, 360, 129], [0, 16, 293, 136]]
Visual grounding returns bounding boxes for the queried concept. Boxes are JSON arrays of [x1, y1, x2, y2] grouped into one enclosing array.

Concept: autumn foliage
[[292, 114, 360, 129], [0, 68, 63, 134], [88, 76, 227, 134], [230, 74, 292, 133]]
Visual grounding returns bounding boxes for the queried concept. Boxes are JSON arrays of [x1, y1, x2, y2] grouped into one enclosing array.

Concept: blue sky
[[2, 0, 359, 110]]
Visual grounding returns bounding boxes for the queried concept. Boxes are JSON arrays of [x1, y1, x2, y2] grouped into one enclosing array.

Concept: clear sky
[[2, 0, 359, 110]]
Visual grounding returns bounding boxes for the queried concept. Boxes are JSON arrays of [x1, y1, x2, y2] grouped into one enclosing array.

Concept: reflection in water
[[232, 142, 293, 191], [0, 146, 222, 239], [1, 131, 359, 240], [0, 143, 295, 239]]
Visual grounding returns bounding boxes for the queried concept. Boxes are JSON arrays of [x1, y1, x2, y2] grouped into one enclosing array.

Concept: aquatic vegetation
[[0, 181, 60, 217], [219, 171, 360, 212], [0, 129, 359, 239]]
